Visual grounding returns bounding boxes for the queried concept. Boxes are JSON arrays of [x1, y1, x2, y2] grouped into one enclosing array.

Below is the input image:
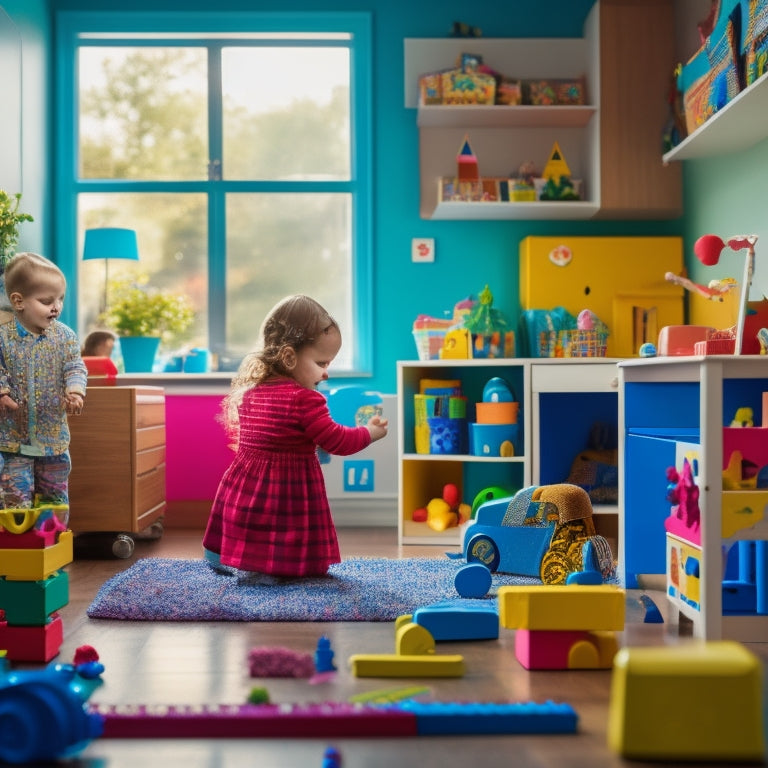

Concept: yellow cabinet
[[520, 236, 684, 358]]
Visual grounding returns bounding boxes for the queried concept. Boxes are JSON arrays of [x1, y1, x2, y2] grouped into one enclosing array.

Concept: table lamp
[[693, 234, 758, 355], [82, 227, 139, 314]]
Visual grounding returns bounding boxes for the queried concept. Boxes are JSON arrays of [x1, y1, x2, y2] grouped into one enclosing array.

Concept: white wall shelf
[[663, 71, 768, 162]]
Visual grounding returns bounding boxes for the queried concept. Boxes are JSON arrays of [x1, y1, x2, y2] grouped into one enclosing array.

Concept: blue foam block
[[413, 599, 498, 641], [393, 700, 578, 735]]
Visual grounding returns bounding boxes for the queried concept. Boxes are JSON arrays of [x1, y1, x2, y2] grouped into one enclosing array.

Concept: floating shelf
[[417, 105, 597, 129], [429, 200, 600, 221], [663, 71, 768, 162]]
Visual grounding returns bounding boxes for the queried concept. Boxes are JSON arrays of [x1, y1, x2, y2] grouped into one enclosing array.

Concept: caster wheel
[[112, 534, 135, 559]]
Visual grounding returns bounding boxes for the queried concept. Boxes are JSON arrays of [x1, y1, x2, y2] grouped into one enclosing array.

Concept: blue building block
[[454, 563, 492, 598], [393, 700, 578, 735], [413, 599, 498, 641], [638, 594, 664, 624]]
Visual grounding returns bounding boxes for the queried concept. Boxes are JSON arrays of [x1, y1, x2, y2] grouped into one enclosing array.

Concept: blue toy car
[[462, 483, 615, 584]]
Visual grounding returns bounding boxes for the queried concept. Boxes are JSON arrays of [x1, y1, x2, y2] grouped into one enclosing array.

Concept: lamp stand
[[733, 236, 757, 356]]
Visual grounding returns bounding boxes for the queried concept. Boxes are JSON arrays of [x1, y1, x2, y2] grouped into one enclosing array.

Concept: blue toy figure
[[314, 635, 336, 673]]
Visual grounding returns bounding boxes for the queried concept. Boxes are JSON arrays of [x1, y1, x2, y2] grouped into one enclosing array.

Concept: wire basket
[[412, 328, 449, 360], [539, 329, 608, 358]]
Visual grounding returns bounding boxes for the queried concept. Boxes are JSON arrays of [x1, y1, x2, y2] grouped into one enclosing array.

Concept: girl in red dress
[[202, 295, 388, 577]]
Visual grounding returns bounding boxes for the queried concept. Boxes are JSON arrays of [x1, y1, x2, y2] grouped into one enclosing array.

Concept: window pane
[[79, 47, 208, 180], [222, 47, 350, 180], [225, 193, 353, 370], [78, 192, 208, 363]]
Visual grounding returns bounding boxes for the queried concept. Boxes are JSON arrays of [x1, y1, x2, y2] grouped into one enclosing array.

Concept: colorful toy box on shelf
[[0, 503, 72, 662], [412, 297, 474, 361], [413, 378, 467, 455]]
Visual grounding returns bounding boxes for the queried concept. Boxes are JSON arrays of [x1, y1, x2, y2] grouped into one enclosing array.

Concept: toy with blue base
[[462, 484, 615, 584]]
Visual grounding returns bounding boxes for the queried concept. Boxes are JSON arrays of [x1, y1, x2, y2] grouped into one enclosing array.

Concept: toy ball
[[482, 377, 513, 403], [639, 342, 657, 358], [471, 486, 511, 519]]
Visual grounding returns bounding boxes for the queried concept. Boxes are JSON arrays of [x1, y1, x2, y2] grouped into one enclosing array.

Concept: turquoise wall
[[682, 137, 768, 307], [8, 0, 687, 392]]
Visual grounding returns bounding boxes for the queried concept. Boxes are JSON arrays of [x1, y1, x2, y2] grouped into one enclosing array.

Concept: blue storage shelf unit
[[618, 356, 768, 640]]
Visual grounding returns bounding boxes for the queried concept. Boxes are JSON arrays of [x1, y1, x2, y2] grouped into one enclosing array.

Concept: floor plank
[[16, 527, 768, 767]]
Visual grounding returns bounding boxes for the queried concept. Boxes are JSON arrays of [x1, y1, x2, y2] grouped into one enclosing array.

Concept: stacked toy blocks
[[498, 584, 625, 670], [0, 505, 72, 661]]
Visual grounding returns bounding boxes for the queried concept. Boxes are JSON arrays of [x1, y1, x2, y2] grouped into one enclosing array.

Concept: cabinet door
[[597, 0, 682, 218]]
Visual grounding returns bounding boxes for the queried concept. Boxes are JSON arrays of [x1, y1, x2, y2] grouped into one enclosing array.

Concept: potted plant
[[0, 190, 33, 268], [102, 275, 194, 372]]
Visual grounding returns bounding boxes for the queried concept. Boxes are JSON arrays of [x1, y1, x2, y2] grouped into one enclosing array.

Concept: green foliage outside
[[0, 190, 33, 268], [79, 46, 351, 359]]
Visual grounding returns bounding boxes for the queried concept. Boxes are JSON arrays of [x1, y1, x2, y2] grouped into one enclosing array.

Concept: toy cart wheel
[[112, 534, 134, 559], [466, 533, 500, 572]]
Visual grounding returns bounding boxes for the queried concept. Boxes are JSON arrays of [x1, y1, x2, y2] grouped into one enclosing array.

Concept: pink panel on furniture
[[165, 395, 232, 501]]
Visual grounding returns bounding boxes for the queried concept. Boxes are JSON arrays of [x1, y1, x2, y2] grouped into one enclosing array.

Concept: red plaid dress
[[203, 378, 371, 576]]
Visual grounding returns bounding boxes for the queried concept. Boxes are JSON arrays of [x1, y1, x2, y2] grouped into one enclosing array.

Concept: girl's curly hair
[[223, 295, 339, 438]]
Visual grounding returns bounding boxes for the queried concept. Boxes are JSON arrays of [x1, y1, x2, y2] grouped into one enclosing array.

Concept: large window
[[55, 13, 372, 372]]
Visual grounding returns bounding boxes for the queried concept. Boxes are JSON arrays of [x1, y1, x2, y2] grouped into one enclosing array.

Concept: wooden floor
[[47, 527, 767, 767]]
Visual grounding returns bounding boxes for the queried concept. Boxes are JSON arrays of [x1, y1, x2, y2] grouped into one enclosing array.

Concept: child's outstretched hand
[[0, 394, 18, 412], [367, 415, 389, 443], [65, 392, 84, 416]]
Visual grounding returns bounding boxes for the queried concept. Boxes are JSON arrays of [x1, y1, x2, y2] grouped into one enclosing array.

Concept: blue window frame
[[54, 11, 372, 374]]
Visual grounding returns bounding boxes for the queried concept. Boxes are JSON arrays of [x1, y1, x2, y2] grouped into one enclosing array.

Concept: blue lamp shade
[[82, 228, 139, 262]]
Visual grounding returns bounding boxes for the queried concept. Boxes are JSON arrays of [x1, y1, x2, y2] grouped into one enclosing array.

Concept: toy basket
[[413, 328, 450, 360], [539, 330, 608, 358]]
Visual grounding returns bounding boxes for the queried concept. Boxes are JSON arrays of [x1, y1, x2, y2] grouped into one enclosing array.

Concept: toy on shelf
[[664, 270, 737, 301], [412, 483, 470, 532], [537, 141, 581, 201], [412, 297, 474, 361], [691, 233, 759, 355], [413, 380, 467, 455], [463, 285, 515, 358], [468, 376, 519, 457], [563, 421, 618, 504], [439, 136, 500, 203], [462, 483, 616, 584]]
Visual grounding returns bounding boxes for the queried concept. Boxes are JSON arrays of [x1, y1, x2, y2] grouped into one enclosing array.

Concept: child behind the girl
[[202, 294, 388, 577], [0, 252, 87, 511]]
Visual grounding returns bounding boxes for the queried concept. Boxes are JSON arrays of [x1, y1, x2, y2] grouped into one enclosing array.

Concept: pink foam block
[[515, 628, 617, 670]]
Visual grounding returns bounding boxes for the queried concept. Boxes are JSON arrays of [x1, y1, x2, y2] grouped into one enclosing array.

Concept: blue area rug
[[87, 557, 541, 622]]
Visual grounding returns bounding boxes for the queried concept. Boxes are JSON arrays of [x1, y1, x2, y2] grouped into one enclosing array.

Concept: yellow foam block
[[349, 654, 465, 678], [0, 531, 74, 580], [608, 642, 765, 761], [498, 584, 625, 631]]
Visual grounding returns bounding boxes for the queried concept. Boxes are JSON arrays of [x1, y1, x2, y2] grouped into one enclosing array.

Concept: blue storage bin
[[469, 423, 518, 457]]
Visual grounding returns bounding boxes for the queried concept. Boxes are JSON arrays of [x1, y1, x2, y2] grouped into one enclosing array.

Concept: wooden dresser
[[68, 386, 166, 535]]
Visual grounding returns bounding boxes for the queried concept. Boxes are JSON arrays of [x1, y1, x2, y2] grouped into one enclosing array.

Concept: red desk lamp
[[693, 234, 758, 355]]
